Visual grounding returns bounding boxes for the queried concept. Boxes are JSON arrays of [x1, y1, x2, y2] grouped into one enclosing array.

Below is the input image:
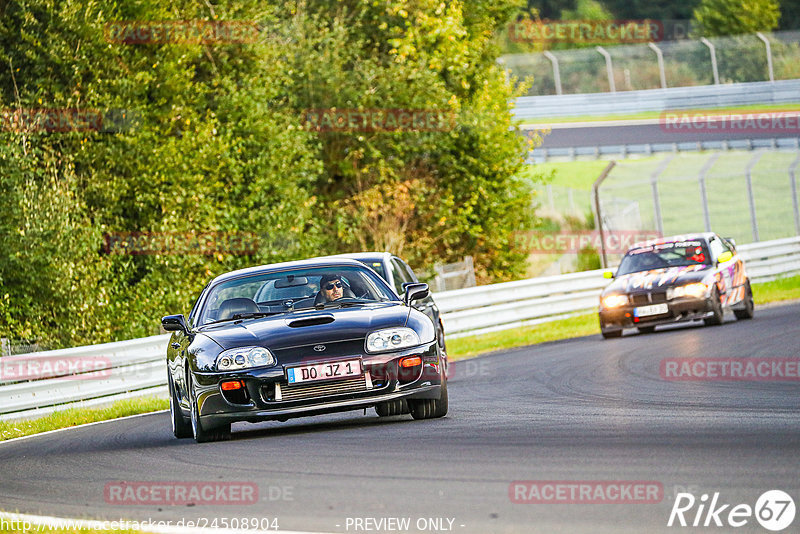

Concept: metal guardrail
[[513, 79, 800, 120], [1, 237, 798, 421]]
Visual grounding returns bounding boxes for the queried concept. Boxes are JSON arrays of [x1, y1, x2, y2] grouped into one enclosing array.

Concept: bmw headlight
[[601, 294, 628, 308], [366, 327, 421, 353], [668, 282, 709, 300], [216, 346, 275, 371]]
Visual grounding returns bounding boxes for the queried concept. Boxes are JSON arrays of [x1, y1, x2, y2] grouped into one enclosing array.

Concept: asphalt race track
[[530, 120, 797, 149], [1, 302, 799, 534]]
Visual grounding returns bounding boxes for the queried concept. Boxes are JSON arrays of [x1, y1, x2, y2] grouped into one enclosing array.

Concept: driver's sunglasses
[[324, 282, 343, 290]]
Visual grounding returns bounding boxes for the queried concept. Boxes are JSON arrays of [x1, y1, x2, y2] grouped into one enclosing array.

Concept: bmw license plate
[[286, 359, 362, 384], [634, 303, 668, 317]]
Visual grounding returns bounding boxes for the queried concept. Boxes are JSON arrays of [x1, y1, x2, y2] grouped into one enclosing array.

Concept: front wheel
[[169, 372, 192, 439], [188, 372, 231, 443], [733, 281, 755, 320], [703, 287, 724, 326], [408, 369, 448, 420]]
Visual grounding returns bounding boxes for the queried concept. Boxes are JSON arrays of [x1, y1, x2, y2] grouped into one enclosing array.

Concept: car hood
[[197, 302, 409, 351], [604, 264, 712, 294]]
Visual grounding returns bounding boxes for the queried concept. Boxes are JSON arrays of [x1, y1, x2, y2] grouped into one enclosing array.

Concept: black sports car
[[598, 232, 754, 339], [162, 258, 448, 442]]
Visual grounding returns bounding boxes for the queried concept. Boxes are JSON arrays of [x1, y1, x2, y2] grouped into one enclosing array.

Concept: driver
[[319, 273, 345, 302]]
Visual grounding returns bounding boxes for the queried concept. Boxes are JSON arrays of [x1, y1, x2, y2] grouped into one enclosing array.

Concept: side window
[[390, 258, 412, 296], [399, 259, 419, 283], [708, 237, 725, 261]]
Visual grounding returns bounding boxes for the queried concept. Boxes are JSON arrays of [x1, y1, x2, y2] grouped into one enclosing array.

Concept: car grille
[[631, 291, 667, 305], [275, 376, 369, 402]]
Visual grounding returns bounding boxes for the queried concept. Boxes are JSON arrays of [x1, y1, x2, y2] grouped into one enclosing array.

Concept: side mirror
[[603, 271, 614, 279], [724, 237, 736, 248], [162, 314, 189, 334], [403, 283, 429, 305], [717, 251, 733, 264]]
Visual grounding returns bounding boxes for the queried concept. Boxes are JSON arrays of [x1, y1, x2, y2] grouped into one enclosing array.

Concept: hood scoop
[[287, 314, 335, 328]]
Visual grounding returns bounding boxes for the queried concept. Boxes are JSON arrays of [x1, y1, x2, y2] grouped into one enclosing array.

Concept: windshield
[[196, 265, 397, 326], [616, 240, 711, 276]]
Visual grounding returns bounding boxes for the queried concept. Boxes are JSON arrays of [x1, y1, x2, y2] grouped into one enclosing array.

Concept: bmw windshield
[[616, 240, 712, 276]]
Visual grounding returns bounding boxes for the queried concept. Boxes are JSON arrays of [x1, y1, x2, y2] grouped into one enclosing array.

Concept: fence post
[[543, 50, 563, 95], [789, 152, 800, 235], [700, 38, 720, 85], [756, 32, 775, 83], [745, 152, 764, 242], [650, 155, 674, 236], [593, 160, 617, 268], [595, 46, 616, 93], [1, 338, 9, 357], [698, 153, 721, 232], [648, 42, 667, 89]]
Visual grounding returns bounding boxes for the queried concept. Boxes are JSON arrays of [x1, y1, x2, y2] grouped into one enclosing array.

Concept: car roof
[[208, 257, 368, 285], [323, 252, 394, 262], [629, 232, 715, 250]]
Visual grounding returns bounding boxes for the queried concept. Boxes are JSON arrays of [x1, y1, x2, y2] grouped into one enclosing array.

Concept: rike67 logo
[[668, 490, 795, 531]]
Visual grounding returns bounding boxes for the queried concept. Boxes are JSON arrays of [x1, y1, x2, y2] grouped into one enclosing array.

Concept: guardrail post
[[650, 155, 674, 236], [648, 42, 667, 89], [593, 160, 617, 268], [745, 151, 764, 242], [698, 153, 721, 232], [595, 46, 616, 93], [700, 38, 720, 85], [789, 152, 800, 235], [756, 32, 775, 82], [543, 51, 563, 95]]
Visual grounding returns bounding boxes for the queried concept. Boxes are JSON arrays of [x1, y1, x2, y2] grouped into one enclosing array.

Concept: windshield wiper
[[201, 311, 283, 327], [313, 299, 369, 310]]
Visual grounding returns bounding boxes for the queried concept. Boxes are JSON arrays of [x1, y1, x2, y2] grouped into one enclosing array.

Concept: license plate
[[286, 359, 362, 385], [634, 303, 669, 317]]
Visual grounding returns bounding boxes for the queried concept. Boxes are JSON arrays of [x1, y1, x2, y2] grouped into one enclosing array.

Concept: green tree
[[693, 0, 781, 36]]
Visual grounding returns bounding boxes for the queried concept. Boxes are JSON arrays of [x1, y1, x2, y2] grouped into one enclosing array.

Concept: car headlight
[[601, 294, 628, 308], [365, 327, 421, 353], [668, 282, 709, 300], [216, 346, 275, 371]]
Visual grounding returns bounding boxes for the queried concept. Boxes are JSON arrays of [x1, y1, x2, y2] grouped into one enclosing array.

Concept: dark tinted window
[[617, 240, 711, 276]]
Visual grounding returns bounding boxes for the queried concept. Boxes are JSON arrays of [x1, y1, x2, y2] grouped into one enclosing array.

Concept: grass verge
[[0, 396, 168, 442], [448, 274, 800, 361]]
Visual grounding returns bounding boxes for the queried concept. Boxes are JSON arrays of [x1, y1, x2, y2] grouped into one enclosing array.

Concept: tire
[[601, 328, 622, 339], [375, 399, 408, 417], [637, 326, 656, 334], [408, 369, 448, 420], [188, 372, 231, 443], [703, 287, 724, 326], [168, 373, 192, 439], [733, 281, 755, 320]]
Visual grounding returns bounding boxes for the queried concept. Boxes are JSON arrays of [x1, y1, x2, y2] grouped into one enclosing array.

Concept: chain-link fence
[[504, 30, 800, 96], [597, 151, 800, 262]]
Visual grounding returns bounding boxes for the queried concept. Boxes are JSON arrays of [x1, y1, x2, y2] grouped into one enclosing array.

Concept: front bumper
[[599, 296, 714, 330], [191, 341, 442, 426]]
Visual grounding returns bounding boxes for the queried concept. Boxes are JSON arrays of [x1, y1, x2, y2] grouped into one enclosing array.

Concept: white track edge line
[[0, 410, 168, 447]]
